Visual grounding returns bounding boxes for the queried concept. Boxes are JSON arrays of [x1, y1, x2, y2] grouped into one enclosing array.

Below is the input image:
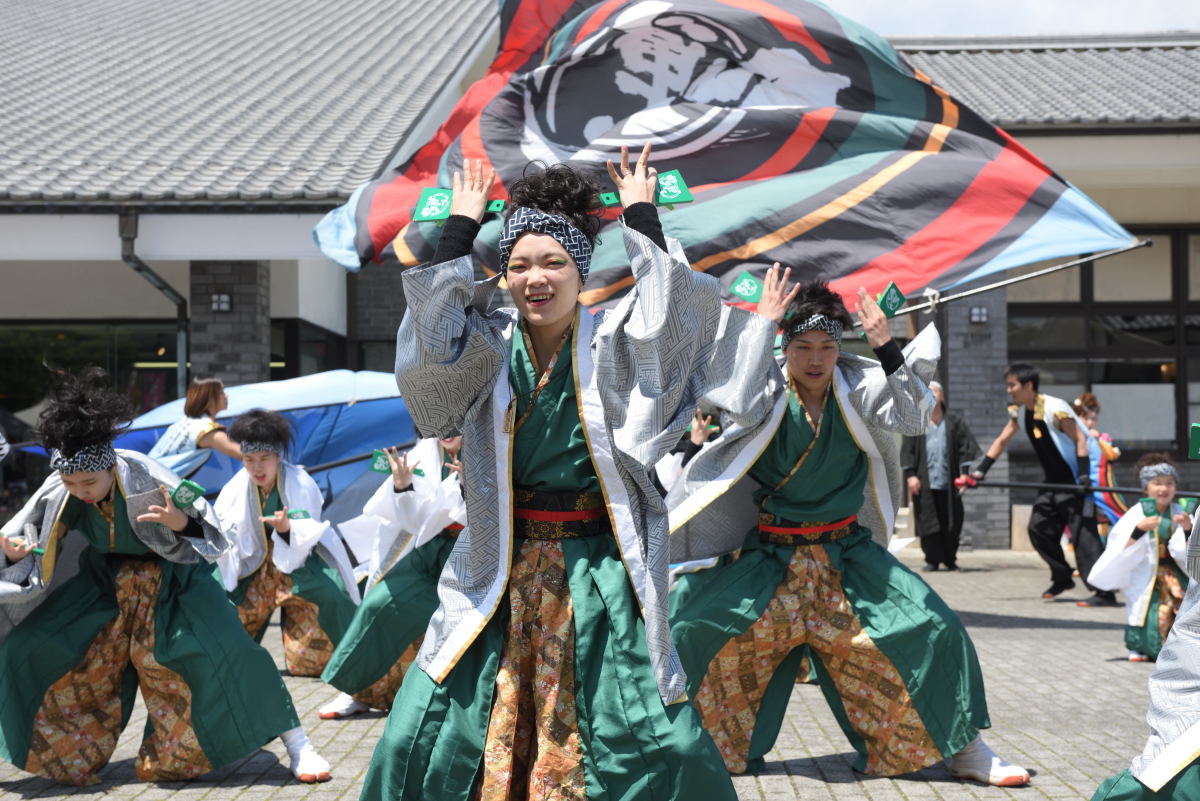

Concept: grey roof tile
[[894, 33, 1200, 129], [0, 0, 496, 204]]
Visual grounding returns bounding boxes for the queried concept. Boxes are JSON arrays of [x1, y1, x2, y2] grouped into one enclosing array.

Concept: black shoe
[[921, 563, 939, 572], [1042, 580, 1075, 599], [943, 563, 959, 571], [1076, 592, 1119, 607]]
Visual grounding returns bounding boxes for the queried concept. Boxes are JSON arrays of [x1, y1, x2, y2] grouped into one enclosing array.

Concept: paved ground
[[0, 548, 1154, 800]]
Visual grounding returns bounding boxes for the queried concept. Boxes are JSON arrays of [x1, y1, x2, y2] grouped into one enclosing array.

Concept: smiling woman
[[360, 144, 780, 801]]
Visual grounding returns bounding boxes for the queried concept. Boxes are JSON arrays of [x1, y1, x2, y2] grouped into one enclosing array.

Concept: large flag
[[314, 0, 1133, 308]]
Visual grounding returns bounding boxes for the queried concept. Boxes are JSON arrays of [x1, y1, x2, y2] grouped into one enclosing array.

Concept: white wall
[[1014, 132, 1200, 223], [0, 260, 190, 318], [269, 259, 347, 336]]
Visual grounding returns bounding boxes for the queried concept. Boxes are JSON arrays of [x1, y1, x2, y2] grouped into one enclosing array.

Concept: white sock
[[319, 692, 370, 718], [279, 726, 331, 779]]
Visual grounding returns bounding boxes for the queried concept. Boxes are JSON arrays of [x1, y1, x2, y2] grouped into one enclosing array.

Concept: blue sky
[[822, 0, 1200, 36]]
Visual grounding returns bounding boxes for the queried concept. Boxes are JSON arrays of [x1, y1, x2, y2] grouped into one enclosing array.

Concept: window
[[1006, 258, 1082, 302], [1008, 228, 1192, 450], [0, 322, 179, 416]]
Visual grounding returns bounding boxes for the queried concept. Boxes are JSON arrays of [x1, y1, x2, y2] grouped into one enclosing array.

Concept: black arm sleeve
[[873, 340, 905, 376], [431, 215, 481, 265], [392, 483, 416, 495], [622, 203, 668, 253], [180, 517, 206, 541]]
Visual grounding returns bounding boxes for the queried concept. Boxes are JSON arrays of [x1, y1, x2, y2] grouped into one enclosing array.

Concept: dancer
[[215, 409, 359, 677], [0, 369, 327, 785], [362, 145, 760, 800], [149, 377, 241, 476], [1073, 392, 1126, 537], [969, 364, 1116, 605], [1091, 516, 1200, 800], [901, 380, 983, 571], [318, 436, 466, 719], [1088, 453, 1192, 662], [668, 278, 1029, 786]]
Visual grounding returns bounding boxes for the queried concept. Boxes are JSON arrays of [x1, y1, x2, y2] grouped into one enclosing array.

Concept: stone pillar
[[353, 265, 408, 343], [943, 283, 1011, 549], [189, 260, 271, 385]]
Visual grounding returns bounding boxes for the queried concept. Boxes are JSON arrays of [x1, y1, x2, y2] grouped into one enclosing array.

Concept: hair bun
[[507, 163, 604, 241]]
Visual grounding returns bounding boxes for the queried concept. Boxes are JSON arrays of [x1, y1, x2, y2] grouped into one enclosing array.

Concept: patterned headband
[[498, 207, 593, 282], [783, 313, 844, 346], [240, 441, 281, 455], [50, 442, 117, 475], [1140, 462, 1180, 486]]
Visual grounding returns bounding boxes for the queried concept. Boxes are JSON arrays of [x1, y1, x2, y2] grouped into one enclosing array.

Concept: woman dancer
[[149, 377, 241, 475], [1088, 453, 1192, 662], [361, 145, 769, 800], [668, 278, 1030, 786], [0, 369, 327, 785], [215, 409, 359, 677], [318, 436, 466, 719]]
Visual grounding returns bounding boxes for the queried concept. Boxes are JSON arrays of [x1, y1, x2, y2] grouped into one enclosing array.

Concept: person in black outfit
[[965, 364, 1117, 606], [901, 381, 982, 571]]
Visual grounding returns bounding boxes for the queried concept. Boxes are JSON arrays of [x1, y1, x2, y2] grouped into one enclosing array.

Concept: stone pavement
[[0, 549, 1155, 800]]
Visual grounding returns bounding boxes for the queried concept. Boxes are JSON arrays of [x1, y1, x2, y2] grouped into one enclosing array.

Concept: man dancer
[[967, 364, 1116, 605]]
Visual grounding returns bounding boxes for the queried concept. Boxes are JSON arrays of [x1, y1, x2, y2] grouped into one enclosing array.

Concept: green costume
[[0, 480, 298, 785], [672, 387, 989, 776], [362, 326, 735, 801]]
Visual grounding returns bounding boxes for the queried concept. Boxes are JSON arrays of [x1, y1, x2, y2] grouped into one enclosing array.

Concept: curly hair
[[36, 367, 133, 455], [506, 163, 604, 242], [780, 280, 855, 334], [1135, 451, 1177, 477], [228, 409, 294, 456]]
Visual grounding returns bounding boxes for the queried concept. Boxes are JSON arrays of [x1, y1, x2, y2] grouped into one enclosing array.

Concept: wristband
[[974, 456, 995, 477], [1076, 454, 1091, 484]]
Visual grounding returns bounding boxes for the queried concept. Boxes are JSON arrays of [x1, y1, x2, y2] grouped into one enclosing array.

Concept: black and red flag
[[314, 0, 1132, 308]]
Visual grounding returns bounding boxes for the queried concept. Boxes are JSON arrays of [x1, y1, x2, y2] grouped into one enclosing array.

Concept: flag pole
[[884, 239, 1152, 320]]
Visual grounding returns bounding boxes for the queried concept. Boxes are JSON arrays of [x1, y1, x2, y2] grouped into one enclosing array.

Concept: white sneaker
[[946, 736, 1030, 787], [318, 691, 370, 719], [280, 727, 332, 783]]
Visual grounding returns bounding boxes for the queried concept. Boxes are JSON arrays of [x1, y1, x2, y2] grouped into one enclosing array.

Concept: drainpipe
[[118, 212, 189, 396]]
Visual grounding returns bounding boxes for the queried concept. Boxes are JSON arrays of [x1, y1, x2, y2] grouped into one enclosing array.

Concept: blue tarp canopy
[[117, 370, 415, 502]]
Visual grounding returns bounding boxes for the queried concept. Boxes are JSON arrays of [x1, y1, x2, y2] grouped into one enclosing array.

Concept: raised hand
[[856, 287, 892, 348], [260, 506, 291, 534], [386, 446, 420, 491], [137, 485, 190, 532], [689, 408, 714, 446], [450, 158, 495, 222], [445, 453, 463, 478], [756, 263, 800, 323], [606, 143, 658, 208]]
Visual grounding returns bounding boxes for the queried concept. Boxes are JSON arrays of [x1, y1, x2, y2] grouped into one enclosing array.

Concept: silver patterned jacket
[[395, 222, 777, 704], [667, 324, 941, 562], [0, 449, 229, 635], [1126, 516, 1200, 791]]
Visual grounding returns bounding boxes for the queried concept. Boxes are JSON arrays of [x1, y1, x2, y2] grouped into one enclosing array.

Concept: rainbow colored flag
[[314, 0, 1133, 308]]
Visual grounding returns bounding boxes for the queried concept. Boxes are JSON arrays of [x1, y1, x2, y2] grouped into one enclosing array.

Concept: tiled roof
[[0, 0, 496, 206], [894, 33, 1200, 129], [2, 15, 1195, 206]]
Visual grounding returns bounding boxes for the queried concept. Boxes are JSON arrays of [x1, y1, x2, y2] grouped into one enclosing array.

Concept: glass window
[[1091, 313, 1176, 347], [1006, 258, 1082, 302], [0, 323, 178, 416], [1008, 314, 1086, 350], [1091, 358, 1176, 446], [1093, 239, 1172, 301]]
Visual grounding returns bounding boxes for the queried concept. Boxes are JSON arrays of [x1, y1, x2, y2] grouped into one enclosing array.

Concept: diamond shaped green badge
[[1140, 497, 1158, 517], [287, 509, 312, 520], [170, 479, 205, 510], [370, 449, 391, 473], [599, 192, 621, 207], [877, 281, 906, 318], [729, 271, 764, 303], [1181, 497, 1199, 515], [486, 199, 507, 213], [655, 170, 694, 206], [413, 187, 453, 222]]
